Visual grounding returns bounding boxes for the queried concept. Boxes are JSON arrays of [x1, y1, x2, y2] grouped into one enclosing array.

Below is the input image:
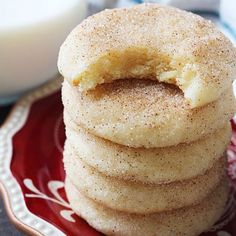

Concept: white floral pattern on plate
[[23, 179, 75, 223]]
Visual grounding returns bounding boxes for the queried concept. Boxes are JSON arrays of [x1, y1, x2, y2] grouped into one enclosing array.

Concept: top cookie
[[58, 3, 236, 108]]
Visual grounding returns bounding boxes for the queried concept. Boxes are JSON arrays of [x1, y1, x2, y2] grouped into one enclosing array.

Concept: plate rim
[[0, 76, 65, 236]]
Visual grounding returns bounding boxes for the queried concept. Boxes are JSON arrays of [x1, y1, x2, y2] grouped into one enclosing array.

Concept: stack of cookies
[[58, 4, 236, 236]]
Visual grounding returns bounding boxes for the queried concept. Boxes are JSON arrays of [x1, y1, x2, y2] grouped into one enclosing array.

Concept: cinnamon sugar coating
[[58, 3, 236, 107], [65, 177, 228, 236], [62, 79, 235, 148], [64, 140, 226, 214], [64, 116, 230, 184]]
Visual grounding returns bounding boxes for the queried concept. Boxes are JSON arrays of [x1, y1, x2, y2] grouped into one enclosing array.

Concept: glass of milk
[[0, 0, 87, 104]]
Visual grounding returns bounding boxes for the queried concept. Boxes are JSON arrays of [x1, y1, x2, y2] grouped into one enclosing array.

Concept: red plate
[[0, 78, 235, 236]]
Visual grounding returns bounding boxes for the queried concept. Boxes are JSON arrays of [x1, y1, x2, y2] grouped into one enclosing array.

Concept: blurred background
[[0, 0, 236, 235]]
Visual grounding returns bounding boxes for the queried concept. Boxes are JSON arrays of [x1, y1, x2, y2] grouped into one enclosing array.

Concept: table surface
[[0, 105, 25, 236]]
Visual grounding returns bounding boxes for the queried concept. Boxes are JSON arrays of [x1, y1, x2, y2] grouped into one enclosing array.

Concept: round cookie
[[62, 79, 235, 148], [58, 3, 236, 108], [64, 113, 231, 184], [64, 142, 226, 214], [65, 178, 229, 236]]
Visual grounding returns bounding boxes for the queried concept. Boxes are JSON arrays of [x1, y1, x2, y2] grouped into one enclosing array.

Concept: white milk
[[0, 0, 87, 103]]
